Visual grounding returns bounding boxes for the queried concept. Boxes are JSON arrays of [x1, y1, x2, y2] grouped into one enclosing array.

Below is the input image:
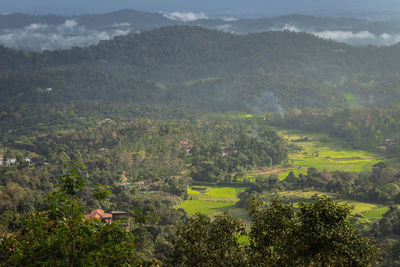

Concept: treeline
[[191, 126, 287, 182], [239, 163, 400, 206]]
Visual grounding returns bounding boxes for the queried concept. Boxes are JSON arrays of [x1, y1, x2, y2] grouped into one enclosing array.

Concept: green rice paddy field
[[177, 129, 388, 224], [273, 129, 382, 180], [284, 130, 380, 170], [176, 186, 249, 220]]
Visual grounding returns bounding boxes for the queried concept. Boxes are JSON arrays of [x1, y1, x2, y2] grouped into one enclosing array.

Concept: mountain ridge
[[1, 9, 400, 50]]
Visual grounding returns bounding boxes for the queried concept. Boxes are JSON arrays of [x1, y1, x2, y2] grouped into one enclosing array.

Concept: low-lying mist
[[276, 24, 400, 46], [0, 19, 131, 51], [2, 10, 400, 51]]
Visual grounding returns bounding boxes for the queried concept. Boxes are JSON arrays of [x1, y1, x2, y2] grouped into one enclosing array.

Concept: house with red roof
[[178, 140, 193, 153], [85, 209, 112, 223]]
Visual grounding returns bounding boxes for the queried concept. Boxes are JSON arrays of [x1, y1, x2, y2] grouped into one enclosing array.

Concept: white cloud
[[0, 22, 131, 51], [281, 24, 301, 33], [314, 30, 376, 41], [56, 19, 81, 34], [114, 29, 130, 36], [221, 17, 237, 22], [380, 33, 392, 40], [63, 19, 78, 28], [111, 22, 130, 27], [25, 23, 48, 31], [164, 12, 208, 22], [275, 24, 400, 46]]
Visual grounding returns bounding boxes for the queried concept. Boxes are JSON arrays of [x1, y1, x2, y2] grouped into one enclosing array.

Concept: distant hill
[[1, 10, 400, 50], [0, 9, 175, 30], [1, 26, 400, 111]]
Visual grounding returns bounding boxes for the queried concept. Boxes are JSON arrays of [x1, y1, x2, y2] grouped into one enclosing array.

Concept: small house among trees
[[178, 140, 193, 153], [85, 209, 112, 223], [85, 209, 127, 224]]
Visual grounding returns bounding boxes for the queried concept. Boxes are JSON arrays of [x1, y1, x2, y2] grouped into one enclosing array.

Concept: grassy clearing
[[176, 185, 248, 219], [343, 92, 362, 108], [176, 200, 233, 215], [187, 188, 201, 195], [362, 207, 390, 220]]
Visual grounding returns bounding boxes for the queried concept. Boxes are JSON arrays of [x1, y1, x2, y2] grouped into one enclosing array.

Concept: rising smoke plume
[[246, 91, 284, 118]]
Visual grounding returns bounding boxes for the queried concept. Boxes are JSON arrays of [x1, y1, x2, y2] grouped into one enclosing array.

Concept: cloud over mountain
[[163, 12, 208, 22], [0, 20, 131, 51], [277, 24, 400, 46]]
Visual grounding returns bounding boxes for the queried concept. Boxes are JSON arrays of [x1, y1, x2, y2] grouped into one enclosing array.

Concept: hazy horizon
[[2, 0, 400, 19]]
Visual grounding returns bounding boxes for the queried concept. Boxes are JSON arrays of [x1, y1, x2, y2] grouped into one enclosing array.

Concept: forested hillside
[[3, 26, 400, 111]]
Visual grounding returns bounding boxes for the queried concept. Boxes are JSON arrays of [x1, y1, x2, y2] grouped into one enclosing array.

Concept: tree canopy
[[168, 195, 377, 266]]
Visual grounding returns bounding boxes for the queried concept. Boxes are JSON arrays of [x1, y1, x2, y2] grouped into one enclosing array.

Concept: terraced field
[[251, 129, 383, 180]]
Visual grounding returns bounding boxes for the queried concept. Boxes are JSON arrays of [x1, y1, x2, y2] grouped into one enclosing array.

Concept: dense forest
[[3, 26, 400, 112]]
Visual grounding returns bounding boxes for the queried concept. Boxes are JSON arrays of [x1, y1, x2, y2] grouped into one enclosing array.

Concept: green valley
[[2, 19, 400, 265]]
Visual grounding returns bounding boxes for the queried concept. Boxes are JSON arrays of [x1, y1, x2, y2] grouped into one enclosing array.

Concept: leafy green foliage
[[169, 196, 377, 266], [190, 126, 287, 182], [294, 196, 376, 266], [167, 213, 247, 266], [0, 167, 142, 266], [249, 197, 296, 265]]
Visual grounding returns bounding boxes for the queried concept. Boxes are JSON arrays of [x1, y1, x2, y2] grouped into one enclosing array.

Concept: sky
[[1, 0, 400, 18]]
